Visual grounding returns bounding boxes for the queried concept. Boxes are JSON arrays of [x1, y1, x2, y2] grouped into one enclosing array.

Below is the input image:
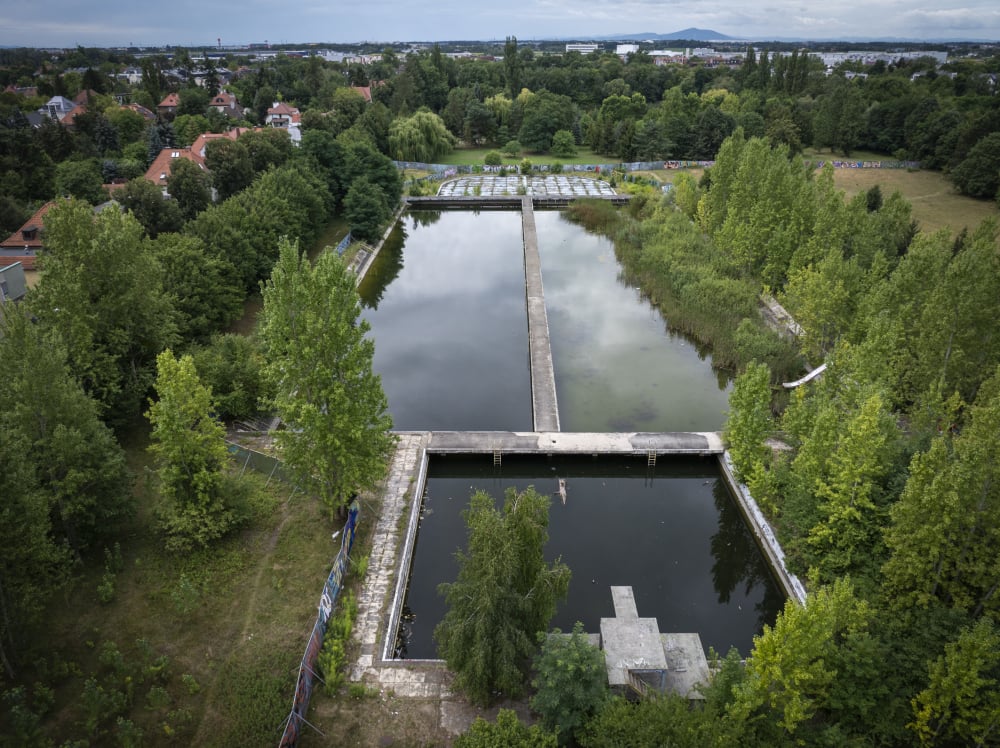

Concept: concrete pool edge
[[350, 431, 805, 698]]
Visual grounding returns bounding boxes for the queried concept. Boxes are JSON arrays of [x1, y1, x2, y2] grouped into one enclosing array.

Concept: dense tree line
[[2, 40, 998, 240], [0, 46, 404, 695], [455, 130, 999, 747], [696, 134, 999, 744]]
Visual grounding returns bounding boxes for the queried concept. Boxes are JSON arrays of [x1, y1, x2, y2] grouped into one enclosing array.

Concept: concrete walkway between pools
[[350, 432, 452, 698], [521, 197, 560, 433]]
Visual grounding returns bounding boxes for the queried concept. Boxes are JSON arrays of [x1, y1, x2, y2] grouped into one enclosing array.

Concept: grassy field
[[438, 145, 612, 166], [829, 167, 999, 236], [23, 428, 350, 747]]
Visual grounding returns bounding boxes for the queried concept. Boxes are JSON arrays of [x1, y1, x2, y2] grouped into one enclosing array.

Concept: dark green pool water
[[358, 211, 532, 431], [397, 454, 785, 660]]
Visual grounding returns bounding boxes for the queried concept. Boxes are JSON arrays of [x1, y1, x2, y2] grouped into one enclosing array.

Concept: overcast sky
[[2, 0, 998, 48]]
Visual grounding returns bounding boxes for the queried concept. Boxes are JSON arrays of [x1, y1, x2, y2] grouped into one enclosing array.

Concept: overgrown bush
[[484, 151, 502, 166], [531, 622, 608, 744], [317, 591, 359, 695]]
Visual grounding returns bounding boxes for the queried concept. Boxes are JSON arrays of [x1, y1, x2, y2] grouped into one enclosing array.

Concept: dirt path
[[190, 495, 296, 744]]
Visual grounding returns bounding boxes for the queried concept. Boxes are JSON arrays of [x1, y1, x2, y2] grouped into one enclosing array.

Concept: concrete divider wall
[[718, 452, 807, 605]]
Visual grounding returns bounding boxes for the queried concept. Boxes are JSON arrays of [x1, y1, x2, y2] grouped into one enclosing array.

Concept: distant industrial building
[[566, 43, 600, 53]]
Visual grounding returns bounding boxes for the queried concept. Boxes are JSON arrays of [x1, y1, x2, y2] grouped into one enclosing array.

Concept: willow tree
[[259, 239, 394, 516], [435, 486, 571, 706], [388, 110, 456, 162]]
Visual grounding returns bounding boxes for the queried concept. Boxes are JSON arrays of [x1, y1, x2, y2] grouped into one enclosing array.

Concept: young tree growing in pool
[[259, 239, 395, 518], [435, 485, 571, 706]]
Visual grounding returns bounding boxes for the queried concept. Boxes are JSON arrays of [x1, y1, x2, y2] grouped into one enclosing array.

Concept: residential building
[[144, 148, 206, 195], [265, 101, 300, 128], [351, 85, 373, 103], [158, 92, 181, 119], [0, 200, 59, 271], [209, 91, 244, 118], [38, 95, 75, 121], [122, 102, 156, 121]]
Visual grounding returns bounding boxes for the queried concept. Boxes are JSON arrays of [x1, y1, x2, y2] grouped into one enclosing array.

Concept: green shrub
[[317, 591, 357, 695], [181, 674, 200, 695], [170, 572, 200, 615], [551, 130, 577, 158], [484, 151, 502, 166], [502, 140, 521, 157], [97, 571, 117, 605], [519, 158, 533, 174], [145, 685, 171, 710], [531, 623, 608, 743]]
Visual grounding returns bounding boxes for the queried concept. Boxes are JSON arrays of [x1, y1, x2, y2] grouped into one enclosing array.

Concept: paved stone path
[[350, 433, 454, 698]]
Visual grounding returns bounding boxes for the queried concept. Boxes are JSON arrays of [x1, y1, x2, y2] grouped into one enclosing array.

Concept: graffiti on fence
[[278, 502, 359, 748], [334, 231, 352, 255], [810, 160, 920, 169]]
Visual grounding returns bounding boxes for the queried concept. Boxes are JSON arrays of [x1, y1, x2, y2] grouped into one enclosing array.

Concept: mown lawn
[[438, 145, 612, 166]]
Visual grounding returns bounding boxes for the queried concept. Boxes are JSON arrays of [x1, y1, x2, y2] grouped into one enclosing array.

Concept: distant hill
[[600, 28, 735, 42]]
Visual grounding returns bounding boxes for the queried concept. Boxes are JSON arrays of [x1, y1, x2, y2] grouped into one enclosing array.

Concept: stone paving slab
[[351, 433, 428, 684]]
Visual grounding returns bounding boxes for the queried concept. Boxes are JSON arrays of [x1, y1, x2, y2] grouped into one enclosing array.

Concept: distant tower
[[217, 37, 221, 48]]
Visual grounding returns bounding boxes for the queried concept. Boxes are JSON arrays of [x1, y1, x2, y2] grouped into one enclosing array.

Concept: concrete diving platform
[[600, 586, 710, 699]]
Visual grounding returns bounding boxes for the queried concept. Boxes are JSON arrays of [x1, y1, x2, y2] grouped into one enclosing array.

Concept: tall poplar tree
[[883, 365, 1000, 617], [259, 239, 394, 517], [724, 361, 773, 482], [148, 350, 239, 551]]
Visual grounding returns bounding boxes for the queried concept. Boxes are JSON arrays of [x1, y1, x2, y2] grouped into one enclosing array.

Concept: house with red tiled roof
[[265, 101, 300, 128], [158, 92, 181, 119], [144, 148, 206, 195], [5, 84, 38, 97], [209, 91, 244, 119], [189, 127, 259, 158], [60, 103, 88, 129], [0, 201, 59, 271], [73, 89, 100, 107], [350, 86, 373, 103]]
